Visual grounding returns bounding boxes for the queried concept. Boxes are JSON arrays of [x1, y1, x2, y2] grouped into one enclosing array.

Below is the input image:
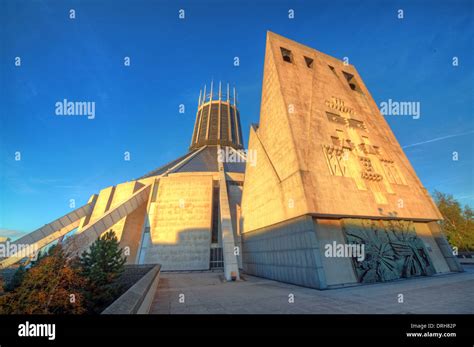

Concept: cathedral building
[[1, 32, 461, 287]]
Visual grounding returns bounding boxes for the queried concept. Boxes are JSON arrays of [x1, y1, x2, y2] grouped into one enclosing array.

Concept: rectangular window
[[280, 47, 293, 63], [211, 187, 220, 243]]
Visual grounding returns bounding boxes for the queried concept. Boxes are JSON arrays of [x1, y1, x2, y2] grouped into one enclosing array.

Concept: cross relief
[[322, 97, 406, 201]]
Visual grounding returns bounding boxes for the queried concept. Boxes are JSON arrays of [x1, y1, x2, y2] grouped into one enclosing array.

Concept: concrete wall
[[241, 126, 308, 233], [66, 184, 152, 257], [241, 216, 461, 289], [427, 222, 463, 272], [119, 201, 147, 264], [218, 165, 240, 281], [140, 175, 213, 270], [238, 32, 456, 289], [227, 182, 243, 268], [414, 222, 450, 274], [241, 32, 442, 240], [85, 186, 115, 226], [313, 218, 358, 286], [78, 181, 144, 243], [102, 265, 161, 314], [107, 181, 144, 241], [242, 215, 326, 289]]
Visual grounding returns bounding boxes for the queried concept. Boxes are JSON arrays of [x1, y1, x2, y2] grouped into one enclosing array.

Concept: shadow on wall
[[138, 227, 212, 271], [241, 215, 324, 289]]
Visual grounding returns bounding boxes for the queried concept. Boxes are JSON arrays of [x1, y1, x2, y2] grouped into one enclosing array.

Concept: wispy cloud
[[402, 130, 474, 149]]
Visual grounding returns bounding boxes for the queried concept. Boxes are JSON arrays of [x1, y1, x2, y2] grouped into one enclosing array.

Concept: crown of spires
[[197, 81, 238, 107]]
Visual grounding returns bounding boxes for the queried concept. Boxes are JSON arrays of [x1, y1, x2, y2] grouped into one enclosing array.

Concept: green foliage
[[0, 245, 86, 314], [0, 230, 127, 314], [79, 230, 126, 313], [434, 191, 474, 251], [3, 265, 26, 292]]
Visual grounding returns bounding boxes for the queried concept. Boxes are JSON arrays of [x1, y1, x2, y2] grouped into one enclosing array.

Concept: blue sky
[[1, 0, 473, 238]]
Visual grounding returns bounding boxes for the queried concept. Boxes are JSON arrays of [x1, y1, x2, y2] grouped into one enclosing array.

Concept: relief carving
[[342, 219, 435, 283]]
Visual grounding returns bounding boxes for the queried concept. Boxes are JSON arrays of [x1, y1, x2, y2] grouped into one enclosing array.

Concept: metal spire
[[210, 80, 214, 102]]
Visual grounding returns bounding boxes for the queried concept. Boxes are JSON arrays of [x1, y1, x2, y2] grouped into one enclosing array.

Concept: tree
[[3, 265, 26, 292], [0, 245, 86, 314], [78, 230, 126, 313], [433, 191, 474, 251]]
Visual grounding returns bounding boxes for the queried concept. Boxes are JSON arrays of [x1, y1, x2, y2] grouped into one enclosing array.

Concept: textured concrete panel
[[141, 175, 213, 270], [342, 219, 437, 283], [218, 161, 240, 280], [242, 215, 326, 289], [120, 202, 147, 264], [414, 222, 450, 274], [77, 194, 98, 233], [314, 218, 358, 286], [227, 183, 243, 268], [88, 186, 115, 225], [427, 222, 463, 272], [102, 265, 160, 314], [241, 127, 307, 233]]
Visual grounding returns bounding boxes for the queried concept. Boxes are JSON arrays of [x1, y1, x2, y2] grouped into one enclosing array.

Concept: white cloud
[[402, 130, 474, 149]]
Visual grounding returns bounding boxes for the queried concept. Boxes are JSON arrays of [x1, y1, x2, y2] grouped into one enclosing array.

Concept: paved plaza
[[150, 265, 474, 314]]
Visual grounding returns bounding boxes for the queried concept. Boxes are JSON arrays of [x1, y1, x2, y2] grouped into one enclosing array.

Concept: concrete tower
[[190, 82, 244, 150], [240, 32, 462, 289]]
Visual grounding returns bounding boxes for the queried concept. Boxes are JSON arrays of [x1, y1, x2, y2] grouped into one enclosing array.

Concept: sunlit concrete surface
[[150, 265, 474, 314]]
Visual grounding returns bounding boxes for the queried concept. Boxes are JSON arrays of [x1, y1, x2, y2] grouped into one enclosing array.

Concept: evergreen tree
[[79, 230, 126, 313]]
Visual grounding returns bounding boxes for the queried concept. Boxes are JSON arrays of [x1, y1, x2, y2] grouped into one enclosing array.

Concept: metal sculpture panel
[[342, 219, 435, 283]]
